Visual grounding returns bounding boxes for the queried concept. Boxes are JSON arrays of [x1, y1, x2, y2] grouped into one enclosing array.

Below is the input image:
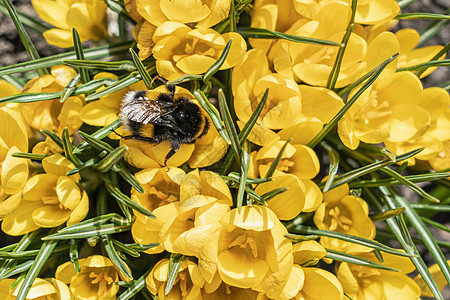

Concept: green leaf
[[104, 176, 155, 218], [239, 88, 269, 145], [64, 59, 136, 72], [74, 119, 122, 154], [0, 41, 132, 76], [418, 11, 449, 47], [370, 207, 406, 222], [397, 0, 419, 8], [60, 73, 81, 103], [380, 167, 440, 203], [320, 141, 340, 192], [15, 239, 58, 300], [112, 239, 140, 258], [348, 172, 450, 188], [72, 28, 90, 83], [130, 48, 154, 89], [204, 39, 233, 83], [421, 217, 450, 233], [12, 152, 47, 160], [168, 74, 203, 85], [85, 71, 143, 101], [265, 139, 291, 178], [410, 203, 450, 212], [396, 59, 450, 72], [286, 226, 415, 257], [101, 235, 133, 279], [117, 270, 152, 300], [327, 0, 356, 89], [1, 0, 46, 76], [380, 186, 450, 287], [308, 53, 399, 148], [318, 148, 424, 190], [395, 13, 450, 20], [325, 249, 399, 271], [165, 254, 185, 296], [62, 128, 83, 167], [237, 142, 251, 212], [40, 129, 64, 150], [42, 224, 131, 240], [104, 0, 136, 24], [218, 89, 240, 163], [261, 187, 288, 202], [0, 231, 39, 280], [226, 172, 273, 185], [415, 43, 450, 77], [194, 90, 230, 144], [59, 213, 132, 233], [238, 27, 341, 46], [229, 0, 236, 32], [66, 158, 96, 176], [117, 167, 144, 194], [94, 146, 128, 173], [69, 240, 81, 273], [1, 260, 33, 279]]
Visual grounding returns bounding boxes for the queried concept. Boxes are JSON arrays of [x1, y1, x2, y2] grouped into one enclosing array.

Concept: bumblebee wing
[[152, 114, 186, 134], [121, 92, 174, 124]]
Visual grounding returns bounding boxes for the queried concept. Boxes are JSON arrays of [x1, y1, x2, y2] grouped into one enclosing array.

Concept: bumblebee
[[120, 83, 210, 165]]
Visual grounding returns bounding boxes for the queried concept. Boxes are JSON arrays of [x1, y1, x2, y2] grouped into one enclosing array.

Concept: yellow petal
[[55, 260, 77, 284], [32, 204, 71, 227], [43, 29, 75, 48], [1, 200, 41, 236], [160, 0, 211, 23], [414, 260, 450, 297], [0, 80, 21, 97], [221, 32, 247, 69], [255, 174, 306, 221], [42, 154, 80, 179], [299, 85, 344, 124], [31, 0, 70, 29], [0, 192, 22, 219], [176, 55, 217, 74], [22, 174, 58, 201], [302, 180, 323, 212], [1, 146, 28, 194], [381, 272, 421, 299], [67, 190, 89, 226], [0, 107, 28, 152], [221, 206, 278, 231], [80, 100, 119, 126], [218, 247, 269, 288], [355, 0, 400, 25], [278, 117, 323, 145], [300, 267, 343, 299], [197, 0, 230, 28], [293, 241, 327, 265], [56, 176, 81, 210], [365, 31, 399, 76], [388, 105, 430, 143], [237, 121, 280, 147]]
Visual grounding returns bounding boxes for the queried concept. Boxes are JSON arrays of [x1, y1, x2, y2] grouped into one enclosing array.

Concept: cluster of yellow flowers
[[0, 0, 448, 299]]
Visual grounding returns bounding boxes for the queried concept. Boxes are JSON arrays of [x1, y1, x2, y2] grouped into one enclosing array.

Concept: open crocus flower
[[314, 182, 376, 253], [131, 167, 186, 254], [56, 255, 130, 300], [31, 0, 108, 48], [146, 258, 205, 299], [215, 206, 293, 292], [135, 0, 230, 28], [336, 251, 421, 299], [1, 154, 88, 236], [152, 22, 247, 81], [0, 278, 73, 300], [0, 107, 29, 222], [385, 88, 450, 165]]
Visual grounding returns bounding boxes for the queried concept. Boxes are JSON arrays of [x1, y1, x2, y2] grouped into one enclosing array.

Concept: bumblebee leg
[[164, 138, 181, 169]]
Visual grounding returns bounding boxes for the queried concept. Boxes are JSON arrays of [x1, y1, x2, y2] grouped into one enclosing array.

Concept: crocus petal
[[300, 268, 343, 299], [221, 32, 247, 69], [80, 101, 119, 126], [2, 200, 41, 236], [22, 174, 58, 201], [176, 55, 217, 74], [218, 247, 269, 288], [160, 0, 211, 23], [221, 206, 278, 231], [0, 107, 28, 152], [355, 0, 400, 25], [31, 0, 70, 29], [32, 204, 71, 227], [43, 29, 75, 48], [42, 154, 80, 179], [293, 240, 327, 265], [1, 146, 28, 194], [278, 117, 323, 145], [0, 192, 22, 219], [56, 176, 81, 210], [197, 0, 230, 28], [66, 190, 89, 226], [255, 174, 306, 221], [299, 85, 344, 123]]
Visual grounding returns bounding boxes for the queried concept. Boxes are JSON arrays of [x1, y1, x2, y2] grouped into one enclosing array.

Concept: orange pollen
[[89, 271, 114, 296], [229, 233, 258, 257]]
